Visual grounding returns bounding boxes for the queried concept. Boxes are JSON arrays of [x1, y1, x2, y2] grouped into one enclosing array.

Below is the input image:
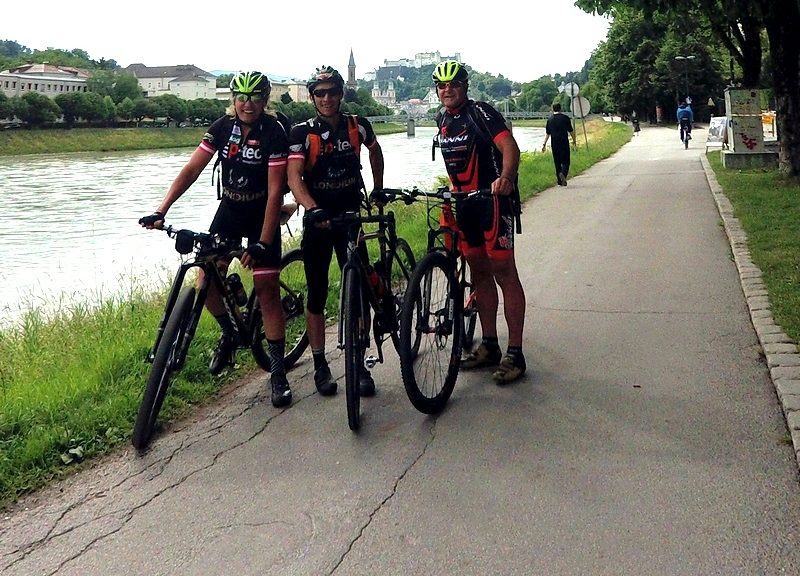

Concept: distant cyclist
[[431, 60, 527, 383], [677, 101, 694, 143], [287, 65, 385, 398], [138, 71, 294, 408]]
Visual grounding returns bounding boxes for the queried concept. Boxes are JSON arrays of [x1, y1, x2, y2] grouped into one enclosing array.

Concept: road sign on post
[[569, 94, 591, 149]]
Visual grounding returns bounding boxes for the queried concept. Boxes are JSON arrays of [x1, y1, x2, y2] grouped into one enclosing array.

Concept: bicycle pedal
[[365, 355, 379, 369]]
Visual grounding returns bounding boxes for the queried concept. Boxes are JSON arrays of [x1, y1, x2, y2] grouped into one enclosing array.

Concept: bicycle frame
[[146, 228, 253, 364], [333, 208, 399, 364]]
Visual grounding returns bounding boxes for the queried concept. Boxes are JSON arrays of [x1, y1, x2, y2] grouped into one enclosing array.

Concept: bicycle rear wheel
[[343, 266, 366, 431], [132, 286, 196, 450], [399, 251, 463, 414], [250, 248, 309, 370]]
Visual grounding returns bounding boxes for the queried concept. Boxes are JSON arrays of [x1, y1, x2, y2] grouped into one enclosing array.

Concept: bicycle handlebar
[[383, 186, 493, 202], [158, 225, 243, 257]]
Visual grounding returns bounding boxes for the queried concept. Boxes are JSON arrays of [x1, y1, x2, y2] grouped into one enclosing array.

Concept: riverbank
[[0, 118, 630, 508], [0, 123, 410, 156]]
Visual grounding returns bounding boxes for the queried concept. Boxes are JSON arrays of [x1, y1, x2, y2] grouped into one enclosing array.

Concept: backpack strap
[[305, 114, 361, 172]]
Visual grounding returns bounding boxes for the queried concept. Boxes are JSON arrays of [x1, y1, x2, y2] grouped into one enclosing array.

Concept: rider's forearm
[[368, 143, 384, 190], [287, 164, 319, 210], [260, 167, 284, 243]]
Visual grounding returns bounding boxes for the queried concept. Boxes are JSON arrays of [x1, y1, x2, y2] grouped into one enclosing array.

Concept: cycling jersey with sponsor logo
[[437, 100, 510, 191], [200, 114, 288, 199], [288, 114, 377, 212]]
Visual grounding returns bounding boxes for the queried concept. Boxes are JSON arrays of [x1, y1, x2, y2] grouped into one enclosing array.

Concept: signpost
[[559, 82, 589, 149]]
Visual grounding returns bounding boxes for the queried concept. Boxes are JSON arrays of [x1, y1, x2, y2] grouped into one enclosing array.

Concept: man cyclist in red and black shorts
[[287, 65, 385, 398], [139, 71, 293, 408], [432, 60, 527, 383]]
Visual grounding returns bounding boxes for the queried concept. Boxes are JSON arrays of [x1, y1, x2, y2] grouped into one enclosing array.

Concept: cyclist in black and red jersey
[[287, 65, 385, 398], [432, 60, 527, 383], [139, 71, 293, 408]]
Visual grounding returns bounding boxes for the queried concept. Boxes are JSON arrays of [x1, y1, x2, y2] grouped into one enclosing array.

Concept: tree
[[54, 92, 85, 127], [763, 0, 800, 175], [152, 94, 188, 126], [517, 77, 560, 112], [216, 73, 233, 88], [113, 73, 143, 103], [131, 98, 158, 124], [117, 97, 135, 124], [85, 70, 116, 98], [577, 0, 800, 175], [575, 1, 765, 86], [80, 92, 108, 123], [186, 98, 225, 124], [102, 95, 117, 125], [0, 92, 11, 120], [19, 92, 60, 126]]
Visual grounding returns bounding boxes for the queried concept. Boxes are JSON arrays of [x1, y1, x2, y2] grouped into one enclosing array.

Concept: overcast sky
[[6, 1, 611, 83]]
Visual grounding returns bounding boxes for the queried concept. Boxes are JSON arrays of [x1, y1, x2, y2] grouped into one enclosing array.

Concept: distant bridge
[[367, 111, 554, 123]]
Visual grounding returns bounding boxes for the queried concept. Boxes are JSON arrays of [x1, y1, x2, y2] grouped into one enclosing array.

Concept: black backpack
[[434, 102, 522, 233]]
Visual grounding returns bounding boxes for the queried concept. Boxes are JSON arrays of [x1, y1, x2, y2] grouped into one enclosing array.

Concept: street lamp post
[[674, 55, 696, 103]]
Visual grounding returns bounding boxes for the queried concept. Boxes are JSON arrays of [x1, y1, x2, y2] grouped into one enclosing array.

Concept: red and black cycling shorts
[[455, 194, 515, 261]]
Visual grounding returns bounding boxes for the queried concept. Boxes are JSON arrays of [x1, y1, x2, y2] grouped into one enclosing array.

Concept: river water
[[0, 126, 544, 324]]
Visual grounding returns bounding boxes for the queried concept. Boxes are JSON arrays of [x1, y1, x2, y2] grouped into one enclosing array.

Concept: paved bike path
[[2, 124, 799, 575]]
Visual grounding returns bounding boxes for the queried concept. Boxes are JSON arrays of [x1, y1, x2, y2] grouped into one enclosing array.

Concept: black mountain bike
[[132, 224, 308, 450], [330, 192, 416, 431], [398, 187, 490, 415]]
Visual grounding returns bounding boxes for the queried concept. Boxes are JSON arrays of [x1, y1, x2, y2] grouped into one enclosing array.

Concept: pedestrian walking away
[[287, 64, 386, 398], [138, 70, 294, 408], [542, 102, 577, 186], [432, 60, 527, 383]]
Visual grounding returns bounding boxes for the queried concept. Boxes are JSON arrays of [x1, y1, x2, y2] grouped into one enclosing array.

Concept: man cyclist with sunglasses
[[287, 65, 385, 398], [139, 71, 294, 408], [432, 60, 527, 383]]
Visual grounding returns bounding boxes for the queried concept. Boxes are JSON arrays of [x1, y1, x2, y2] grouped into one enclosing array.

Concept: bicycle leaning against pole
[[132, 207, 308, 450], [398, 186, 489, 415], [328, 190, 416, 431]]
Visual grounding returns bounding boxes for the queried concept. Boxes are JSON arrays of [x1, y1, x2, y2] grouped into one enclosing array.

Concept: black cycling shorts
[[209, 200, 281, 269]]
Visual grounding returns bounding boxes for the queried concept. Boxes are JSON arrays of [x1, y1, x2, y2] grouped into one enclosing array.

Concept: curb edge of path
[[701, 154, 800, 474]]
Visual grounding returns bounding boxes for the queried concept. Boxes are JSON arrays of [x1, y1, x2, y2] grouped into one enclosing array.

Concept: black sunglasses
[[435, 80, 465, 90], [312, 88, 342, 98]]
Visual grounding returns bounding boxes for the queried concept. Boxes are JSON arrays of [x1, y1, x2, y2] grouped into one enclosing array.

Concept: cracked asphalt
[[2, 125, 800, 575]]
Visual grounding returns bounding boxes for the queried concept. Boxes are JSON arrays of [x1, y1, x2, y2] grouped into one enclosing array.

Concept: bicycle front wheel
[[132, 286, 196, 450], [343, 266, 366, 431], [399, 251, 463, 414], [388, 237, 417, 353], [250, 248, 309, 371]]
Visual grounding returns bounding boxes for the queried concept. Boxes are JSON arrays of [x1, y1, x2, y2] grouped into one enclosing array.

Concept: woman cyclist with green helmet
[[139, 70, 295, 408]]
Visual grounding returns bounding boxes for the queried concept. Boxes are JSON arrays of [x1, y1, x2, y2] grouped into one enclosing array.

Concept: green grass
[[707, 152, 800, 340], [0, 118, 630, 508], [0, 123, 406, 156]]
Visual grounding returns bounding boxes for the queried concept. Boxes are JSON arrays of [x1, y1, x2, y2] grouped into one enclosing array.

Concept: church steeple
[[347, 48, 357, 89]]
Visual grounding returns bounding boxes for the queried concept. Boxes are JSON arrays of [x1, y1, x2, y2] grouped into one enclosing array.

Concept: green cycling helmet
[[230, 71, 271, 97], [432, 61, 468, 83], [307, 65, 344, 92]]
